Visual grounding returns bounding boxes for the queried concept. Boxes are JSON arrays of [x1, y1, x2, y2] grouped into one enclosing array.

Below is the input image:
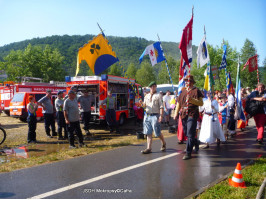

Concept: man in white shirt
[[163, 90, 172, 126]]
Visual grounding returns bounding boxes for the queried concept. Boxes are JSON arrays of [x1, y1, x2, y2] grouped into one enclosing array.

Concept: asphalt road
[[0, 122, 265, 199]]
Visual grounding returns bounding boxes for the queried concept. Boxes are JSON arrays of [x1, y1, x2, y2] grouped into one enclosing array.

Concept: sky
[[0, 0, 265, 65]]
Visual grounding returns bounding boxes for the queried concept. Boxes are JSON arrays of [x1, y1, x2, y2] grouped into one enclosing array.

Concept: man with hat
[[64, 90, 85, 148], [174, 75, 204, 160], [139, 81, 166, 154], [78, 89, 104, 137], [55, 90, 67, 140], [38, 89, 57, 138]]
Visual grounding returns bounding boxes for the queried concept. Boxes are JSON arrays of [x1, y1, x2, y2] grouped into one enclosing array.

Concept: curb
[[185, 159, 255, 199]]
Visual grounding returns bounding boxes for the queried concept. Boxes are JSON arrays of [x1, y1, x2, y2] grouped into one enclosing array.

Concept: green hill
[[0, 34, 198, 76]]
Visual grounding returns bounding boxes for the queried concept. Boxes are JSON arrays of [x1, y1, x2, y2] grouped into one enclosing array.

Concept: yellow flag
[[76, 34, 118, 76]]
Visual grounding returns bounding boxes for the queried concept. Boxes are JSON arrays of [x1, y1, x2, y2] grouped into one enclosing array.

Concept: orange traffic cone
[[229, 163, 246, 188]]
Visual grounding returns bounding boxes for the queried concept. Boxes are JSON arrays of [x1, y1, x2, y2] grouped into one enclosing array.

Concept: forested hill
[[0, 34, 197, 75]]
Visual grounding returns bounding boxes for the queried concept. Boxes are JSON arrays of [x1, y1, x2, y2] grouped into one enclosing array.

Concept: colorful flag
[[219, 44, 227, 70], [197, 35, 210, 68], [226, 72, 234, 94], [139, 42, 165, 66], [235, 58, 246, 121], [242, 55, 258, 72], [177, 55, 189, 95], [203, 63, 215, 93], [179, 16, 193, 68], [76, 34, 119, 76]]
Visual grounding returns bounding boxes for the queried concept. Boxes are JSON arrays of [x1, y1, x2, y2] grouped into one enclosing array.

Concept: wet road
[[0, 122, 265, 199]]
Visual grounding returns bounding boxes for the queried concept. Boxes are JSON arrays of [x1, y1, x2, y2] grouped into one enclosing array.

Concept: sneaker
[[160, 143, 166, 151], [141, 149, 152, 154], [258, 139, 263, 144], [182, 154, 192, 160], [69, 145, 77, 149]]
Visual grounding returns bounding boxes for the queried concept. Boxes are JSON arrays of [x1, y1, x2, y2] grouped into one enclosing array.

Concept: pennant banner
[[219, 44, 227, 70], [197, 35, 210, 68], [76, 34, 119, 76], [242, 55, 258, 72]]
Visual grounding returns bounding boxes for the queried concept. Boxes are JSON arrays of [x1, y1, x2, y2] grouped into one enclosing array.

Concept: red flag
[[242, 55, 258, 72], [179, 16, 193, 68], [179, 55, 184, 81]]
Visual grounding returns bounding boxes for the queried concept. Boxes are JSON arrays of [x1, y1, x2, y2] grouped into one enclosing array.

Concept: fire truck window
[[35, 94, 46, 101], [11, 93, 25, 102]]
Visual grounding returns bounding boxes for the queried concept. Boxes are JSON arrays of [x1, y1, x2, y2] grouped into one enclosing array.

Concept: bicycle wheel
[[0, 126, 6, 145]]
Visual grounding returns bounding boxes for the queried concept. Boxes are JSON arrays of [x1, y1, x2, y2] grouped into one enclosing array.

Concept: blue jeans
[[182, 116, 197, 155]]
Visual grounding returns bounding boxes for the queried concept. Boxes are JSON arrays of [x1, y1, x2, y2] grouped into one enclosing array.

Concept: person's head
[[68, 90, 76, 100], [206, 91, 212, 99], [166, 90, 171, 96], [159, 91, 163, 96], [148, 81, 157, 94], [257, 83, 265, 94], [46, 89, 52, 98], [107, 90, 112, 97], [219, 94, 227, 103], [83, 90, 89, 96], [28, 95, 35, 103], [71, 86, 77, 93], [184, 75, 195, 87], [246, 87, 250, 91], [217, 91, 222, 97], [57, 91, 63, 98]]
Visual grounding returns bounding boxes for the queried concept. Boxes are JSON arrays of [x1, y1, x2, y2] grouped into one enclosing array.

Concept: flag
[[197, 35, 210, 68], [177, 55, 189, 95], [76, 34, 119, 76], [242, 55, 258, 72], [219, 44, 227, 70], [203, 63, 215, 93], [179, 16, 193, 68], [235, 59, 246, 121], [139, 42, 165, 66], [226, 72, 234, 94]]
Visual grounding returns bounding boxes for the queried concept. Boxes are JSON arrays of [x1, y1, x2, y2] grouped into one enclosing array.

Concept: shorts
[[143, 114, 161, 137]]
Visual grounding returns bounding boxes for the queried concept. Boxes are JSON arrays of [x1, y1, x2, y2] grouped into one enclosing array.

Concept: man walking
[[174, 75, 204, 160], [55, 91, 67, 140], [139, 81, 166, 154], [38, 89, 57, 138], [64, 90, 85, 149], [163, 90, 172, 126]]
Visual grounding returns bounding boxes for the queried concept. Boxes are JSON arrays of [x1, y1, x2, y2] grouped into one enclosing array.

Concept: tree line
[[0, 34, 265, 90]]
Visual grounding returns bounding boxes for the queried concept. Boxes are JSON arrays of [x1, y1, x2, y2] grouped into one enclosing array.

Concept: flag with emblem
[[242, 54, 258, 72], [197, 35, 210, 68], [179, 16, 193, 68], [219, 44, 227, 70], [203, 63, 215, 93], [139, 42, 166, 66], [226, 72, 234, 94], [76, 34, 119, 76]]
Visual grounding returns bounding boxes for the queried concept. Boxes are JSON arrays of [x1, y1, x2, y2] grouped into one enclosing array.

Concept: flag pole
[[96, 23, 140, 99], [157, 34, 175, 93], [255, 50, 259, 84], [223, 39, 228, 94]]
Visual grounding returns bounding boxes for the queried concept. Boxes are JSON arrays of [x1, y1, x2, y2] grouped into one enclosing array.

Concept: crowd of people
[[140, 77, 266, 160]]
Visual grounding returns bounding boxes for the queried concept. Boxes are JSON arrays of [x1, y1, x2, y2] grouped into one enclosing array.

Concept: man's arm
[[189, 97, 203, 106]]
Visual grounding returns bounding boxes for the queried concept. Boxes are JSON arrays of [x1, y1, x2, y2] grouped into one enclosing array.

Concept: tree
[[261, 57, 266, 85], [126, 63, 137, 79], [108, 64, 122, 76], [135, 61, 156, 86], [240, 39, 258, 89]]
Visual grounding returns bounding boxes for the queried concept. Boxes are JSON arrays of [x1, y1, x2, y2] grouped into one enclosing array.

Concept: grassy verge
[[195, 156, 266, 199]]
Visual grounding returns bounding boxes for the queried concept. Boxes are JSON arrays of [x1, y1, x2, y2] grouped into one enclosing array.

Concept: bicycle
[[0, 126, 6, 145]]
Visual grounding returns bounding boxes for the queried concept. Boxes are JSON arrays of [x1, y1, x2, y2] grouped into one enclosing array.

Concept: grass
[[195, 156, 266, 199]]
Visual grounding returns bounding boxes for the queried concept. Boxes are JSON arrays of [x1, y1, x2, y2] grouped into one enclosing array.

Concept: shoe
[[160, 143, 166, 151], [182, 154, 192, 160], [183, 149, 187, 153], [79, 143, 87, 148], [178, 141, 184, 144], [217, 139, 220, 146], [52, 132, 57, 136], [69, 145, 77, 149], [257, 139, 263, 144], [141, 149, 152, 154]]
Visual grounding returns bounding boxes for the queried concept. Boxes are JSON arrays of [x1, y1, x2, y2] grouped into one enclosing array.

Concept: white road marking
[[29, 152, 181, 199]]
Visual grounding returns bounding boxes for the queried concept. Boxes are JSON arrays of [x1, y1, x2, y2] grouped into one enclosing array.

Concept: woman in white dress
[[199, 91, 226, 148]]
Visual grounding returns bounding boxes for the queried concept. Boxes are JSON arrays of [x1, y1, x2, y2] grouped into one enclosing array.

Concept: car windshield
[[11, 93, 25, 102]]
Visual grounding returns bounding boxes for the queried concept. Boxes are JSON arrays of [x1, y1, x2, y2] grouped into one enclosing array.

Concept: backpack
[[245, 99, 260, 117]]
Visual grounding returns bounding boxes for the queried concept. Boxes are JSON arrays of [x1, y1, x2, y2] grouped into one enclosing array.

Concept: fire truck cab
[[65, 75, 143, 125]]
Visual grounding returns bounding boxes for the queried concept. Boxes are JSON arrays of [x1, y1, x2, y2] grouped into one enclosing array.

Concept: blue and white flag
[[219, 44, 227, 70], [234, 58, 246, 121], [197, 35, 210, 68], [139, 42, 166, 66]]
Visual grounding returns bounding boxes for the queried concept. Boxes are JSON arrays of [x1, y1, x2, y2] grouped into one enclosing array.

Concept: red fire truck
[[1, 82, 65, 121], [65, 74, 143, 125]]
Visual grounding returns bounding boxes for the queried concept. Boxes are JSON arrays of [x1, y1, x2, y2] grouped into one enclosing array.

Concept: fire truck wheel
[[3, 110, 10, 116], [119, 113, 126, 125]]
